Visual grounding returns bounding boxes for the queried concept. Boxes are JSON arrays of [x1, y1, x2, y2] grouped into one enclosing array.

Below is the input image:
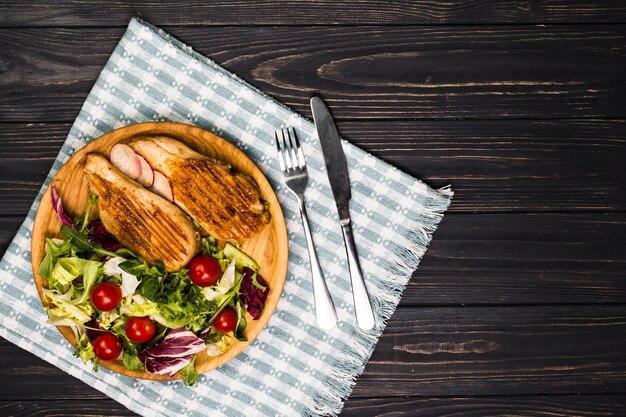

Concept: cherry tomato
[[125, 316, 157, 344], [213, 307, 237, 333], [189, 255, 221, 287], [92, 332, 122, 361], [90, 282, 122, 312]]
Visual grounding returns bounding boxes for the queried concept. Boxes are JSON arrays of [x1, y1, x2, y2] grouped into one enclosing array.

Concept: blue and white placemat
[[0, 18, 452, 417]]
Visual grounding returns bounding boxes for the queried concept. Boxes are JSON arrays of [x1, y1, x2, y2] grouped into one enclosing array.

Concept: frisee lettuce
[[40, 194, 269, 383], [74, 333, 98, 372]]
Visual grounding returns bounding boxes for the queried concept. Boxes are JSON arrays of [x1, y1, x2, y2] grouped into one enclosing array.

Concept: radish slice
[[110, 143, 141, 179], [151, 171, 173, 202], [136, 154, 155, 187]]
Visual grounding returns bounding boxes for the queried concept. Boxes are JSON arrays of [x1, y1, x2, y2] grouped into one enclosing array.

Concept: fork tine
[[274, 131, 286, 171], [290, 128, 306, 168], [285, 128, 300, 169], [280, 128, 293, 170]]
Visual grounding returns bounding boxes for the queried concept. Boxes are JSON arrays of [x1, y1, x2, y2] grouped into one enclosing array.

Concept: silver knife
[[310, 96, 376, 330]]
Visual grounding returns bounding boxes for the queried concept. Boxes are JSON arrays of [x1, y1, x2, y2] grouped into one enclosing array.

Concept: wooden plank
[[1, 1, 626, 27], [0, 339, 107, 400], [1, 305, 624, 399], [341, 119, 626, 213], [3, 212, 626, 305], [0, 401, 137, 417], [402, 212, 626, 305], [0, 217, 22, 257], [342, 395, 626, 416], [1, 26, 625, 122], [355, 305, 626, 397], [1, 119, 625, 215], [1, 395, 625, 417]]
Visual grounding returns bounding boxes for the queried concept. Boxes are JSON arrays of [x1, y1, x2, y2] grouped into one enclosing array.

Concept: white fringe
[[302, 187, 453, 417]]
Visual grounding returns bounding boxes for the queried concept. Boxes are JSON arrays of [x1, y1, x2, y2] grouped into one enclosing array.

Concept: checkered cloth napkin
[[0, 18, 452, 417]]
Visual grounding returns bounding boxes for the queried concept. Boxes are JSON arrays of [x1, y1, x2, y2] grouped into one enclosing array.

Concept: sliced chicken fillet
[[129, 137, 271, 241], [84, 153, 199, 271]]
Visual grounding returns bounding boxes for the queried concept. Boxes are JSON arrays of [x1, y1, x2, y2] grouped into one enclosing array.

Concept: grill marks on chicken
[[84, 153, 199, 272], [129, 137, 271, 241]]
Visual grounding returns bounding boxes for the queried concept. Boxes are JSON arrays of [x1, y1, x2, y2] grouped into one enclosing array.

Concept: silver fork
[[275, 127, 338, 329]]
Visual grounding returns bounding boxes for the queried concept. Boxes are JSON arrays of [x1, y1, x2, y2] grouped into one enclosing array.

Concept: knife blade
[[310, 96, 376, 330], [310, 97, 351, 222]]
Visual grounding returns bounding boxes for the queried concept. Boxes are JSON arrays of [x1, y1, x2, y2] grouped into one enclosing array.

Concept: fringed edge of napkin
[[0, 18, 455, 417], [304, 185, 453, 417], [138, 18, 455, 413]]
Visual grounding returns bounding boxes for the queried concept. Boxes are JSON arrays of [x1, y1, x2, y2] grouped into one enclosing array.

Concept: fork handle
[[341, 220, 376, 330], [298, 198, 338, 329]]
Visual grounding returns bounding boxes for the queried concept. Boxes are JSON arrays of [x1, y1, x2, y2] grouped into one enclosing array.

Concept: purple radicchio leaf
[[139, 328, 206, 376], [256, 274, 268, 288], [197, 326, 212, 340], [139, 352, 194, 376], [239, 267, 269, 320], [50, 185, 75, 227], [88, 220, 123, 251], [84, 318, 104, 340]]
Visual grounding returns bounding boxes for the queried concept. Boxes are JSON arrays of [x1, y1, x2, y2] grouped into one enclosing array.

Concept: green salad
[[38, 187, 269, 385]]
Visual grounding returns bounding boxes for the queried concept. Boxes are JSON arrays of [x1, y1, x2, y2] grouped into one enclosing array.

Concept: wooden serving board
[[30, 122, 289, 380]]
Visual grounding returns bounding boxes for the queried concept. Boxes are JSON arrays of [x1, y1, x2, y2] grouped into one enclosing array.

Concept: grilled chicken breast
[[129, 137, 271, 241], [84, 153, 199, 271]]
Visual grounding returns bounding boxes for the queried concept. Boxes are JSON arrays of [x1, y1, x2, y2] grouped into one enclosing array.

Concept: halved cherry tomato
[[213, 307, 237, 333], [90, 282, 122, 312], [125, 316, 157, 344], [92, 332, 122, 361], [189, 255, 221, 287]]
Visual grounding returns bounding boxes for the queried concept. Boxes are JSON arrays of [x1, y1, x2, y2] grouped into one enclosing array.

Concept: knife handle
[[298, 198, 338, 329], [341, 220, 376, 330]]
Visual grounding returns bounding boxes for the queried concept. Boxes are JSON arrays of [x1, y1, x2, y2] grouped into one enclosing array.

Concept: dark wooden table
[[1, 2, 626, 416]]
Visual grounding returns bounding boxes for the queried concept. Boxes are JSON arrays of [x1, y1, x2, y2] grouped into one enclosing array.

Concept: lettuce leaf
[[74, 260, 103, 305], [97, 310, 120, 330], [60, 224, 119, 258], [43, 288, 93, 323], [37, 238, 73, 281], [74, 333, 98, 372], [123, 352, 144, 371], [105, 257, 140, 297], [48, 257, 102, 297], [202, 258, 237, 301], [234, 301, 247, 342], [121, 295, 160, 318], [141, 275, 160, 301], [205, 333, 232, 356], [180, 356, 198, 386], [80, 194, 98, 233]]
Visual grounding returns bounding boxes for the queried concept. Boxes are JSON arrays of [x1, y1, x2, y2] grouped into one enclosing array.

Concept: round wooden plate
[[31, 122, 288, 380]]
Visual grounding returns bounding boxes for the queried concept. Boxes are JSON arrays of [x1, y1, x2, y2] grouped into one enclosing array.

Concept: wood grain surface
[[1, 306, 624, 398], [1, 26, 626, 122], [1, 1, 625, 416], [341, 396, 626, 416], [3, 212, 626, 306], [1, 120, 625, 215], [1, 1, 626, 26], [1, 395, 623, 417]]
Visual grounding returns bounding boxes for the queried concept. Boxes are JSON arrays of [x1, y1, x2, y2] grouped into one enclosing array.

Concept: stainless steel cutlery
[[274, 128, 338, 330], [274, 96, 375, 330], [310, 97, 375, 330]]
